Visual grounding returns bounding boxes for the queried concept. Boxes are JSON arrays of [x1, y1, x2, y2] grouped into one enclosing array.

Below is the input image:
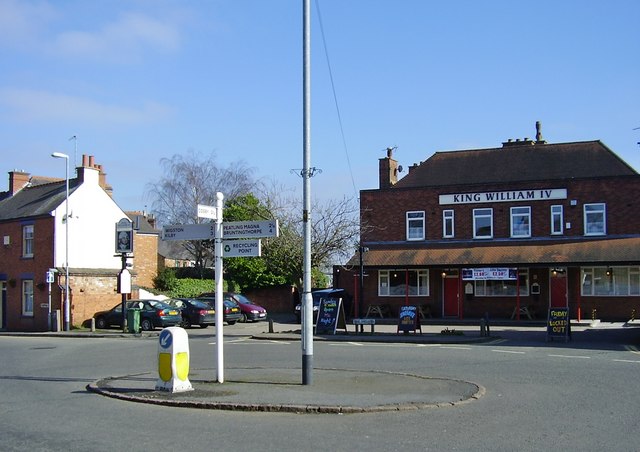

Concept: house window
[[22, 280, 34, 316], [406, 211, 425, 241], [581, 266, 640, 296], [474, 270, 529, 296], [378, 269, 429, 296], [443, 210, 454, 238], [473, 208, 493, 239], [510, 207, 531, 238], [551, 205, 563, 235], [584, 203, 606, 236], [22, 225, 34, 257]]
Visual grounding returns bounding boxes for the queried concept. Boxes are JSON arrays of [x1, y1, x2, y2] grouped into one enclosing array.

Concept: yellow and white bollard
[[156, 327, 193, 393]]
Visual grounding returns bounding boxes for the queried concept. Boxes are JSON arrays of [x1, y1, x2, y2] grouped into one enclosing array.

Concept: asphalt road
[[1, 321, 639, 451]]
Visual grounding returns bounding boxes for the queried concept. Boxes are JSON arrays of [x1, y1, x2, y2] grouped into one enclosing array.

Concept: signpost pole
[[215, 192, 225, 383]]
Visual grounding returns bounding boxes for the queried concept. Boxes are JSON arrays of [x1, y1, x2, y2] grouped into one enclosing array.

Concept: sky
[[1, 0, 639, 214]]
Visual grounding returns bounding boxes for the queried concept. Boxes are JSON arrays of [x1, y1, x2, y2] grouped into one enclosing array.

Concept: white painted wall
[[51, 167, 127, 269]]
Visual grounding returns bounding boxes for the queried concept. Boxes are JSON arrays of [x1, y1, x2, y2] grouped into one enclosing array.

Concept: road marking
[[492, 349, 526, 354], [440, 346, 472, 350], [548, 354, 591, 359], [612, 359, 640, 364]]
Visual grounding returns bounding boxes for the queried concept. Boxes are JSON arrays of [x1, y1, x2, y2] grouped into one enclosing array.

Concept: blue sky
[[1, 0, 639, 213]]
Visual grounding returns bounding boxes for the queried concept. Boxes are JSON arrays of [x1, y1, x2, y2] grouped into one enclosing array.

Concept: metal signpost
[[115, 218, 134, 332], [162, 200, 278, 383]]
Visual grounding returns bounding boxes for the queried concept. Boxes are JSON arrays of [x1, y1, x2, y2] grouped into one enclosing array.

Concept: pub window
[[584, 203, 606, 236], [510, 206, 531, 238], [551, 205, 563, 235], [22, 224, 34, 258], [406, 211, 425, 241], [443, 210, 454, 238], [581, 266, 640, 296], [473, 208, 493, 239], [22, 279, 34, 316], [378, 269, 429, 296], [474, 270, 529, 297]]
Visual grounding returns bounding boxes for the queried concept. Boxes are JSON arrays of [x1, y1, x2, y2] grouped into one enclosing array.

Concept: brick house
[[0, 155, 158, 331], [337, 123, 640, 322]]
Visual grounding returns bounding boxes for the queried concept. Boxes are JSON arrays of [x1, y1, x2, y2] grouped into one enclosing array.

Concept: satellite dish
[[398, 165, 403, 173]]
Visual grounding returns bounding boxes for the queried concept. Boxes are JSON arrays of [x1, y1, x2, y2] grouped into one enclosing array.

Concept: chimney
[[535, 120, 547, 144], [8, 171, 30, 195], [379, 147, 399, 189]]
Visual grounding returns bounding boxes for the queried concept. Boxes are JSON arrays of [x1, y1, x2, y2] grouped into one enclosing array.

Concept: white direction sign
[[223, 220, 279, 239], [162, 223, 215, 241], [223, 239, 261, 257], [197, 204, 217, 220]]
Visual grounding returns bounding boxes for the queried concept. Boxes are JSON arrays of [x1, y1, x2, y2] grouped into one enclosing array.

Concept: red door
[[550, 269, 568, 308], [443, 275, 459, 317]]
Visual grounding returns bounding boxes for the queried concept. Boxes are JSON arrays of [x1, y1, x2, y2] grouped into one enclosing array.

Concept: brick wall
[[133, 232, 158, 289]]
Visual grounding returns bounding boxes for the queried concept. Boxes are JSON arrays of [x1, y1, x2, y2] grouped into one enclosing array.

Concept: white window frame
[[473, 208, 493, 239], [406, 211, 425, 241], [581, 266, 640, 296], [510, 206, 531, 238], [551, 205, 563, 235], [443, 210, 454, 238], [22, 279, 34, 316], [22, 224, 34, 258], [584, 203, 606, 236], [378, 269, 430, 296], [474, 269, 530, 297]]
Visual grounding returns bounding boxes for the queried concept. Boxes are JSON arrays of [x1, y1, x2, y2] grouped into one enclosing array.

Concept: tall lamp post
[[51, 152, 70, 331]]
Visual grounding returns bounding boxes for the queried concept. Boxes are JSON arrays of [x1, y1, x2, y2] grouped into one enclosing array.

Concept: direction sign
[[162, 223, 215, 241], [222, 220, 279, 239], [197, 204, 217, 220], [223, 239, 261, 257]]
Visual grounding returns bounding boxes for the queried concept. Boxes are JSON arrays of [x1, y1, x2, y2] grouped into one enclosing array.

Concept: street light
[[51, 152, 70, 331]]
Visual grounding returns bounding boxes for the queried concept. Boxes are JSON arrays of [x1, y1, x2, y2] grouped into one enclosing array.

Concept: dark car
[[197, 296, 243, 325], [167, 298, 216, 328], [294, 289, 350, 323], [94, 299, 182, 331]]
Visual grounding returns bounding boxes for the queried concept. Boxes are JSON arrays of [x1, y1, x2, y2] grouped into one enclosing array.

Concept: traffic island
[[88, 367, 485, 414]]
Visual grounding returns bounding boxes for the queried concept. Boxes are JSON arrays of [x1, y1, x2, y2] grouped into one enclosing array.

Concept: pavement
[[7, 317, 638, 413]]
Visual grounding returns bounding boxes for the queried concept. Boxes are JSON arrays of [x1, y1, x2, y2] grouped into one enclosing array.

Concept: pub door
[[550, 268, 568, 308], [443, 273, 460, 317]]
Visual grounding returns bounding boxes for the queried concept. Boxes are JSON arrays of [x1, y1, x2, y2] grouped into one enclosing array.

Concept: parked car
[[226, 293, 268, 322], [167, 298, 216, 328], [197, 296, 243, 325], [94, 299, 182, 331], [294, 289, 351, 323]]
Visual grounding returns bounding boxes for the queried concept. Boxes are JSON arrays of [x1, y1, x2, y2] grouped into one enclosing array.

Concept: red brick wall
[[133, 232, 158, 289]]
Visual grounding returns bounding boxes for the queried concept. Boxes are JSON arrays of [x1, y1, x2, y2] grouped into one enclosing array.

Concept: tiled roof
[[393, 141, 637, 189], [0, 180, 78, 221], [347, 237, 640, 267]]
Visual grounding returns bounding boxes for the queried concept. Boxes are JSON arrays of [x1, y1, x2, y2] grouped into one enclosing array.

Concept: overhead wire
[[314, 0, 359, 199]]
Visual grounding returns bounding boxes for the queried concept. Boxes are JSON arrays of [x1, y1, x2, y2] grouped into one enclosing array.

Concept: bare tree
[[147, 150, 257, 269]]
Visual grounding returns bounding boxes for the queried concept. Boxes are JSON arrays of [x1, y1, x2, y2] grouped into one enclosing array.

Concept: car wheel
[[199, 324, 208, 328], [95, 316, 107, 329], [227, 320, 236, 325], [140, 318, 153, 331], [181, 317, 192, 328]]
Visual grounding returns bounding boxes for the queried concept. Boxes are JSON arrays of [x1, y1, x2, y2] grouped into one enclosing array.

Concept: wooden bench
[[353, 318, 376, 334]]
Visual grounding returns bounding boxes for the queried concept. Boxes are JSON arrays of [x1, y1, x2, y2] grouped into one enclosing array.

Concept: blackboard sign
[[397, 305, 421, 334], [315, 298, 347, 335], [547, 307, 571, 341]]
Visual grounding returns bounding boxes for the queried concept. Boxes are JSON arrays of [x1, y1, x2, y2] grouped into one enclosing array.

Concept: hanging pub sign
[[462, 268, 518, 280]]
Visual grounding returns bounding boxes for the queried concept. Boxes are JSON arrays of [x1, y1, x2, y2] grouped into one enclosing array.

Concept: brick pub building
[[338, 123, 640, 322]]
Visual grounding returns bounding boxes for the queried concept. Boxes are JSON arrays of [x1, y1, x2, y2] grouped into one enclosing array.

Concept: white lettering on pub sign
[[439, 188, 567, 205]]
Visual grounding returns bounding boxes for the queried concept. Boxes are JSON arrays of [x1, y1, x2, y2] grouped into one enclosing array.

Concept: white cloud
[[0, 0, 56, 48], [0, 87, 172, 125], [50, 12, 181, 62]]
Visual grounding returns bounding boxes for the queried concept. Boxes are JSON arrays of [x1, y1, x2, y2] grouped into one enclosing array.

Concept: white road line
[[492, 349, 526, 354], [548, 354, 591, 359], [612, 359, 640, 364], [440, 346, 472, 350]]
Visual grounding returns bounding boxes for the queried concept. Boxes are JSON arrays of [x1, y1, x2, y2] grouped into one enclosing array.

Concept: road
[[1, 321, 639, 451]]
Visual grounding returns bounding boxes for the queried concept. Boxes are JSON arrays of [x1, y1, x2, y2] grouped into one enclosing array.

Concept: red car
[[226, 293, 268, 322]]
